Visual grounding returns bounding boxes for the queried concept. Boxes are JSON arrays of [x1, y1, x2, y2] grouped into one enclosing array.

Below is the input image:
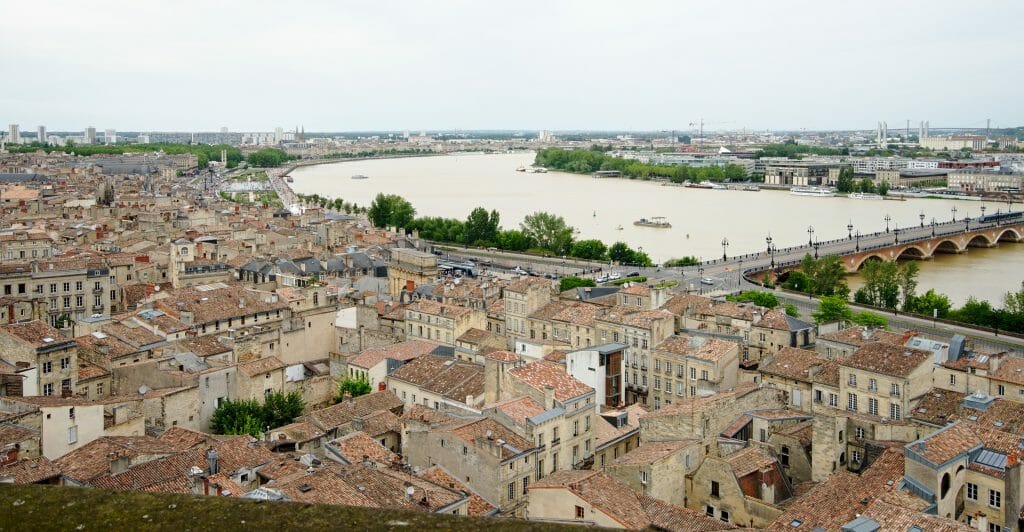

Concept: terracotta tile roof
[[551, 301, 606, 327], [153, 284, 289, 326], [760, 347, 823, 383], [530, 470, 734, 530], [356, 409, 401, 437], [206, 472, 245, 497], [55, 435, 186, 483], [0, 320, 74, 350], [990, 357, 1024, 385], [303, 391, 403, 433], [609, 440, 693, 466], [349, 340, 440, 370], [725, 446, 777, 477], [775, 420, 813, 449], [861, 490, 973, 531], [709, 301, 758, 321], [767, 447, 905, 531], [810, 359, 840, 387], [641, 383, 760, 419], [506, 276, 552, 293], [908, 422, 985, 465], [485, 298, 505, 315], [817, 326, 908, 347], [174, 335, 232, 357], [638, 495, 738, 531], [405, 299, 473, 319], [488, 396, 545, 425], [594, 404, 644, 449], [388, 355, 484, 404], [455, 327, 490, 345], [158, 427, 214, 449], [543, 349, 569, 364], [508, 360, 593, 403], [0, 424, 35, 446], [447, 417, 534, 460], [418, 465, 496, 516], [597, 307, 674, 329], [90, 436, 275, 492], [237, 355, 286, 377], [77, 359, 110, 382], [0, 457, 61, 484], [841, 342, 932, 378], [271, 421, 323, 443], [755, 309, 792, 331], [329, 431, 399, 465], [483, 350, 519, 363], [399, 404, 455, 425]]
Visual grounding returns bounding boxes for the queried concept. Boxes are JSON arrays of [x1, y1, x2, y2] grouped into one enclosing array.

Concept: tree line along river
[[290, 152, 1024, 307]]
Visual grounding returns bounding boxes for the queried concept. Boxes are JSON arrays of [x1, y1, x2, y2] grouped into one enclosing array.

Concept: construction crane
[[687, 119, 736, 149]]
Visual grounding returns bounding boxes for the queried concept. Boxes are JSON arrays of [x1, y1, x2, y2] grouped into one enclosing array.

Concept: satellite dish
[[138, 385, 151, 395]]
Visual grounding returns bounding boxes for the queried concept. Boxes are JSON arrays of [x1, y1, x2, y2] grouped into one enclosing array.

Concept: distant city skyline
[[2, 0, 1022, 131]]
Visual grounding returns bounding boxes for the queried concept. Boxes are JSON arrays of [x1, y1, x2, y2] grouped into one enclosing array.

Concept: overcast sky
[[2, 0, 1021, 132]]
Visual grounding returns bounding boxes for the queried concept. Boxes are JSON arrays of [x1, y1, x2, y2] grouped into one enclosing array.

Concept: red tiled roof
[[508, 360, 593, 403]]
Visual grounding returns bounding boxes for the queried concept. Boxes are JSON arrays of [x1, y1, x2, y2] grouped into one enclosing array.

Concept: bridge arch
[[933, 239, 963, 254], [997, 228, 1022, 242], [896, 245, 929, 261], [851, 254, 887, 271], [966, 234, 994, 248]]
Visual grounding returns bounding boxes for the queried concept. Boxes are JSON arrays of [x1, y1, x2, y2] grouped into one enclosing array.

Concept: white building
[[84, 127, 97, 144], [36, 125, 46, 145], [7, 124, 20, 144], [104, 129, 116, 145], [565, 343, 626, 408]]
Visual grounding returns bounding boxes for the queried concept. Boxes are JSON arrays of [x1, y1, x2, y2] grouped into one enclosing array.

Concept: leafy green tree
[[854, 260, 902, 309], [210, 398, 267, 437], [782, 270, 812, 292], [263, 391, 306, 428], [784, 304, 800, 317], [949, 297, 997, 326], [876, 181, 890, 196], [368, 194, 416, 229], [664, 256, 700, 267], [570, 239, 608, 260], [851, 311, 888, 329], [560, 276, 597, 292], [836, 167, 855, 193], [1003, 286, 1024, 316], [247, 148, 292, 167], [495, 229, 533, 251], [812, 295, 854, 324], [906, 289, 952, 318], [335, 376, 372, 403], [723, 164, 747, 181], [464, 207, 500, 245], [520, 212, 574, 254], [898, 261, 919, 310], [726, 290, 780, 309]]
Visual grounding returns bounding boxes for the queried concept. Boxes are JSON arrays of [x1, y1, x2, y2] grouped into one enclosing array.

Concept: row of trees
[[247, 148, 295, 167], [755, 141, 846, 158], [371, 194, 654, 265], [725, 290, 799, 317], [534, 147, 747, 183], [298, 193, 366, 214], [834, 167, 890, 195], [209, 391, 305, 437], [781, 254, 849, 297]]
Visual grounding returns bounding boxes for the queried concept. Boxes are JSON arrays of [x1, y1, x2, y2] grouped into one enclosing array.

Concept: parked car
[[512, 267, 528, 275], [700, 277, 715, 285], [608, 272, 622, 281], [596, 275, 609, 283], [625, 271, 640, 278]]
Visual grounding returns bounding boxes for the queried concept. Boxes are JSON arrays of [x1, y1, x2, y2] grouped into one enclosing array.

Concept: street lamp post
[[855, 230, 861, 252], [813, 241, 820, 259], [919, 211, 925, 228], [894, 225, 899, 244], [847, 221, 853, 240], [964, 216, 970, 231], [766, 234, 773, 254], [721, 238, 729, 261], [951, 205, 957, 222], [931, 217, 936, 237], [768, 244, 776, 269], [807, 225, 814, 246], [698, 266, 704, 295], [737, 259, 743, 285], [980, 205, 987, 222], [884, 214, 892, 233]]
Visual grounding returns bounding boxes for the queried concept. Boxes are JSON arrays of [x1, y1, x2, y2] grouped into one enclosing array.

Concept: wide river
[[291, 152, 1024, 306]]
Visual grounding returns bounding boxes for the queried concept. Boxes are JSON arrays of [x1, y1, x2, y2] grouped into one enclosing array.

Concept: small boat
[[615, 225, 623, 230], [790, 186, 835, 197], [741, 184, 760, 192], [526, 167, 548, 173], [515, 166, 526, 172], [634, 216, 672, 228], [849, 192, 882, 200], [351, 174, 369, 180]]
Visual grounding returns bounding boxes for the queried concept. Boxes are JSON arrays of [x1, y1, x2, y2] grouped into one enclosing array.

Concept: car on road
[[608, 272, 622, 281], [512, 267, 528, 275], [625, 271, 640, 278], [700, 277, 715, 285], [596, 275, 609, 283]]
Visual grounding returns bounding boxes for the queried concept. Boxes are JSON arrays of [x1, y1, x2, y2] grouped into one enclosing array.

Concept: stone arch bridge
[[843, 224, 1024, 272]]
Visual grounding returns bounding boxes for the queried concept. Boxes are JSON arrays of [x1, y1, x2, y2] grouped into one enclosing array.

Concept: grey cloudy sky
[[2, 0, 1021, 132]]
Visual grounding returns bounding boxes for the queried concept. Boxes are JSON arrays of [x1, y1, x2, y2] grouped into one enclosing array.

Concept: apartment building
[[596, 307, 675, 407], [652, 335, 740, 408], [404, 299, 486, 346], [0, 320, 77, 397]]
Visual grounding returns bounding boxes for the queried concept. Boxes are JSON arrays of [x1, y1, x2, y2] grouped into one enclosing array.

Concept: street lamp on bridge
[[721, 238, 729, 261], [698, 266, 705, 295], [964, 216, 970, 232], [847, 221, 853, 240], [884, 214, 892, 233], [807, 225, 815, 246], [894, 224, 899, 244], [855, 230, 861, 252], [766, 234, 773, 254], [919, 211, 925, 228], [980, 205, 986, 221], [813, 241, 820, 259], [951, 205, 957, 222], [931, 217, 936, 237]]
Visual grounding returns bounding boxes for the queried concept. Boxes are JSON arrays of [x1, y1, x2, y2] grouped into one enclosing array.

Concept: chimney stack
[[544, 385, 555, 410]]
